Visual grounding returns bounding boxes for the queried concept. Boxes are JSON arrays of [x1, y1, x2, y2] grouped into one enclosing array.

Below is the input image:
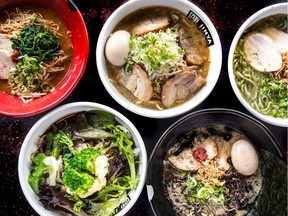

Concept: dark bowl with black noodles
[[147, 108, 287, 216]]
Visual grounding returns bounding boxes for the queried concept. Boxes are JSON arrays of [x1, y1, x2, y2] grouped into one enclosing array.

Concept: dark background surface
[[0, 0, 286, 215]]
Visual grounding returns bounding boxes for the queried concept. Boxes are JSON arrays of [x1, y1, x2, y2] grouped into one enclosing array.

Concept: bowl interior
[[96, 0, 222, 118], [18, 102, 147, 216], [0, 0, 89, 117], [227, 3, 288, 127], [147, 108, 283, 216]]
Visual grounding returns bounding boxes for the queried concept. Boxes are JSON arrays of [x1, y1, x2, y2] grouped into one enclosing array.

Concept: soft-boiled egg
[[230, 139, 259, 175], [105, 30, 130, 66]]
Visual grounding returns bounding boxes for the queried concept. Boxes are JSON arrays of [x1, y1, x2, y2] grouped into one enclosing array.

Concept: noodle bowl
[[228, 3, 288, 127], [232, 14, 287, 119], [0, 6, 72, 103]]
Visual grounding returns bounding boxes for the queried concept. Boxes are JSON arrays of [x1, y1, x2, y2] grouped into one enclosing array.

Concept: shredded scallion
[[128, 28, 186, 78]]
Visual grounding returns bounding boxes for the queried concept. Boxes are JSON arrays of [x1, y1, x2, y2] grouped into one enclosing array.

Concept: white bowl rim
[[18, 101, 148, 216], [227, 2, 288, 127], [96, 0, 222, 119]]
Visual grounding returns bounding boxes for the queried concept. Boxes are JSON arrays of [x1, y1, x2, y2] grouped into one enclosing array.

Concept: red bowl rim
[[0, 0, 89, 117]]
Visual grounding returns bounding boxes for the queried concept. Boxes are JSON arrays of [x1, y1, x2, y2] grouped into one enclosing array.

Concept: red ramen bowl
[[0, 0, 89, 117]]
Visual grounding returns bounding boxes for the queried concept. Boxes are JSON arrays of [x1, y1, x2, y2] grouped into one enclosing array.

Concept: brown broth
[[0, 5, 73, 96], [106, 6, 210, 110]]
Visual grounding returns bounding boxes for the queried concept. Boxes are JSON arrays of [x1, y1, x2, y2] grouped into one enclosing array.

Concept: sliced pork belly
[[116, 63, 153, 102], [161, 70, 206, 108], [0, 34, 16, 79], [261, 28, 288, 53], [130, 17, 170, 35], [168, 148, 202, 171], [244, 32, 282, 72], [177, 25, 204, 65], [0, 34, 13, 53], [168, 137, 218, 171], [0, 51, 16, 79]]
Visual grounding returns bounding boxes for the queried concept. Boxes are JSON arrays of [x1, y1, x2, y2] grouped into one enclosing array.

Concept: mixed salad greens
[[28, 110, 140, 216]]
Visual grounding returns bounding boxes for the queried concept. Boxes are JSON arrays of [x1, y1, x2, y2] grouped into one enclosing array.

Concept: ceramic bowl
[[0, 0, 89, 117], [18, 102, 147, 216], [147, 108, 284, 215], [228, 3, 288, 127], [96, 0, 222, 118]]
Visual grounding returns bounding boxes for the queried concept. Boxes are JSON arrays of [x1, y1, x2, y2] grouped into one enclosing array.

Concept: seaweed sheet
[[248, 149, 287, 216]]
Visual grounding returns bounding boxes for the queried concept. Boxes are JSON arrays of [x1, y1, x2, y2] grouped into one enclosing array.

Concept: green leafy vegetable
[[93, 176, 132, 202], [52, 131, 73, 158], [88, 176, 132, 216], [107, 124, 138, 189], [65, 194, 84, 213], [74, 128, 116, 140], [28, 153, 49, 194], [11, 25, 60, 62], [86, 110, 116, 129]]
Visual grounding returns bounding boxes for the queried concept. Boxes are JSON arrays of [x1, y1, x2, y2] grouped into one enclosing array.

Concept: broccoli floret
[[52, 131, 74, 158], [63, 166, 95, 197], [67, 147, 100, 174]]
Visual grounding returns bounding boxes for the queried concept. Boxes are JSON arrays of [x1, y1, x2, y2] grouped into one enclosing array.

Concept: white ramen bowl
[[228, 3, 288, 127], [96, 0, 222, 118], [18, 102, 148, 216]]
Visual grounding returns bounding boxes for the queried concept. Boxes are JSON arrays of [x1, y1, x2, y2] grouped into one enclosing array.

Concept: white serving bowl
[[18, 102, 147, 216], [96, 0, 222, 118], [228, 3, 288, 127]]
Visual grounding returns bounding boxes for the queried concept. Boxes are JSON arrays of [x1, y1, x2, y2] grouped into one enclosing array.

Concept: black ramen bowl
[[147, 108, 285, 216]]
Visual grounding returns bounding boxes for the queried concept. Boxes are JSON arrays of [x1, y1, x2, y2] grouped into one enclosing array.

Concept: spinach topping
[[11, 25, 60, 62]]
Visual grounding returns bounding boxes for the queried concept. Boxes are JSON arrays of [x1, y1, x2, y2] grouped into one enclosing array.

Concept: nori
[[247, 149, 287, 216]]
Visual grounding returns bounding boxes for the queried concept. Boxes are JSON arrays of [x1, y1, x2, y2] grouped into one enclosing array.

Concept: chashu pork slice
[[261, 27, 288, 53], [116, 63, 153, 102], [130, 17, 170, 35], [244, 32, 282, 72], [161, 70, 206, 108], [0, 51, 16, 79], [168, 137, 218, 171], [177, 25, 205, 65], [0, 34, 14, 53], [0, 34, 15, 80]]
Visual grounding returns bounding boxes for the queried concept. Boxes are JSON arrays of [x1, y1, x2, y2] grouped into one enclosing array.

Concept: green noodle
[[233, 14, 288, 119]]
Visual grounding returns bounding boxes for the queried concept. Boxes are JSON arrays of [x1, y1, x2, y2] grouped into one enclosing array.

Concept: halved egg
[[230, 139, 259, 176], [105, 30, 130, 66]]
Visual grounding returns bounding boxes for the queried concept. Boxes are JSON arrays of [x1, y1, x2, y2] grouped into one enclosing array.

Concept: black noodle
[[223, 167, 250, 210]]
